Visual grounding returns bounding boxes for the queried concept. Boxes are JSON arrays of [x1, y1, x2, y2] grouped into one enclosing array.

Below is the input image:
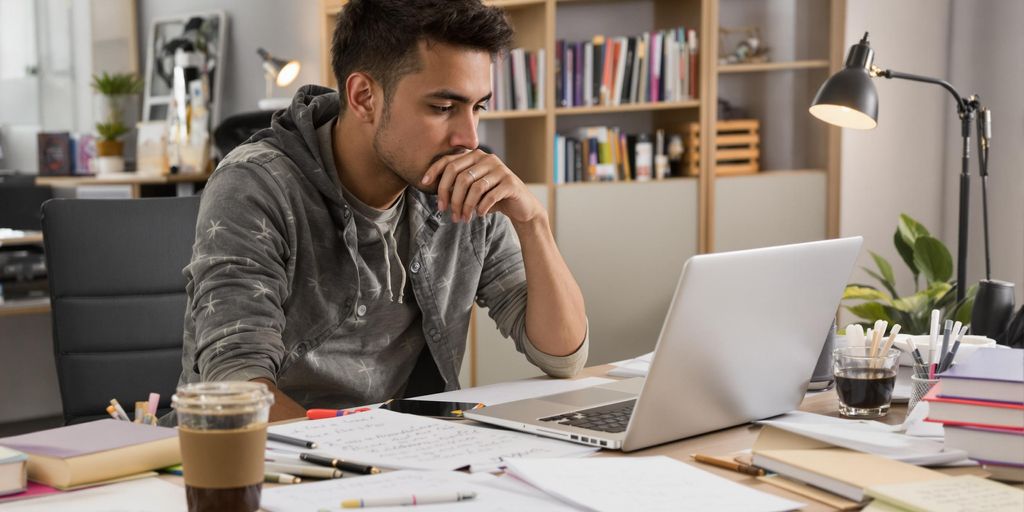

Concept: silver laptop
[[464, 237, 863, 452]]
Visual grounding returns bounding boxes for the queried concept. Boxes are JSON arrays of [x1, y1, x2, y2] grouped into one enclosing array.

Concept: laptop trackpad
[[543, 388, 636, 407]]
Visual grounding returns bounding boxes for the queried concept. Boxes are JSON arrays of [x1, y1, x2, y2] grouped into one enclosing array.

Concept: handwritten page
[[504, 456, 804, 512], [268, 409, 596, 470], [866, 475, 1024, 512], [261, 469, 577, 512], [0, 477, 186, 512], [413, 376, 614, 405]]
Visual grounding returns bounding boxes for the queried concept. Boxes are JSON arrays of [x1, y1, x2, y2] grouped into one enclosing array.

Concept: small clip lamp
[[258, 47, 301, 100]]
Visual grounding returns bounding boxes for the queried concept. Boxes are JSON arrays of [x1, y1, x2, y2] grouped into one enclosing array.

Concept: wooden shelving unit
[[318, 0, 844, 380]]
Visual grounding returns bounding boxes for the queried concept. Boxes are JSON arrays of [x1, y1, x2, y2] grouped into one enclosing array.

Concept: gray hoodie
[[175, 85, 588, 409]]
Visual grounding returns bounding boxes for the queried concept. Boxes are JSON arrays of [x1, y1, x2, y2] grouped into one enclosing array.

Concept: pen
[[906, 336, 925, 366], [105, 404, 123, 421], [939, 319, 953, 368], [939, 325, 969, 373], [299, 452, 381, 475], [265, 471, 302, 484], [691, 454, 765, 476], [264, 462, 342, 479], [340, 491, 477, 508], [268, 432, 319, 449], [307, 407, 372, 420], [928, 309, 940, 366]]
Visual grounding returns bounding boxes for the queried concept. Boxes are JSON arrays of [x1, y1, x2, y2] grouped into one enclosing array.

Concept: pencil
[[691, 454, 765, 477]]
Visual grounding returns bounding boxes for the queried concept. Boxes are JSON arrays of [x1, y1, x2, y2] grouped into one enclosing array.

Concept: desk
[[139, 365, 990, 511], [35, 173, 211, 198]]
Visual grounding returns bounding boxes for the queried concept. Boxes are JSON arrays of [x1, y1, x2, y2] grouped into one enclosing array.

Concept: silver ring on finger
[[467, 169, 476, 180]]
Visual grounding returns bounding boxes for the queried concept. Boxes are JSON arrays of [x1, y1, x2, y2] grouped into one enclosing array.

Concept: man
[[175, 0, 589, 421]]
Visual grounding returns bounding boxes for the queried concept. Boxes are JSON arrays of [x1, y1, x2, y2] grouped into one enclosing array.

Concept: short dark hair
[[330, 0, 514, 113]]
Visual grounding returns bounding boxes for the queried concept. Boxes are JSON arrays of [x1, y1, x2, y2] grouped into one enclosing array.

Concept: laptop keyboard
[[538, 400, 635, 433]]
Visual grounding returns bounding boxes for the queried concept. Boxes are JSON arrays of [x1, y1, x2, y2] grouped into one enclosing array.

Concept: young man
[[174, 0, 588, 421]]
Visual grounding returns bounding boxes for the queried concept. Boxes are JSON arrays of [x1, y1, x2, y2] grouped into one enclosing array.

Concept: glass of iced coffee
[[172, 382, 274, 512]]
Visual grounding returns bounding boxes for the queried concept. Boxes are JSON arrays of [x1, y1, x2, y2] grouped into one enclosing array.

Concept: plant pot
[[95, 156, 125, 175], [96, 139, 124, 157]]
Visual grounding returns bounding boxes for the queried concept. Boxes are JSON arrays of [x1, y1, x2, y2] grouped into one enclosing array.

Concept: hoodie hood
[[251, 84, 347, 209]]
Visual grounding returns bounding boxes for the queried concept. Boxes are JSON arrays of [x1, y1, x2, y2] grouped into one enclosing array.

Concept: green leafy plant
[[95, 121, 129, 142], [90, 72, 143, 96], [843, 214, 975, 334]]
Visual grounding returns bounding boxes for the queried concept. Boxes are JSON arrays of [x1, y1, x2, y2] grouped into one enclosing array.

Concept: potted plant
[[843, 214, 975, 334], [91, 72, 143, 173]]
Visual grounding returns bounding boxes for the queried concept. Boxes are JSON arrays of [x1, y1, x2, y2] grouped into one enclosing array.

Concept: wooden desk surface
[[35, 173, 211, 187]]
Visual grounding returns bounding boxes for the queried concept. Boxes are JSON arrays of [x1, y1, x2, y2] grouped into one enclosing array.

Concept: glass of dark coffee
[[172, 382, 274, 512], [832, 346, 899, 418]]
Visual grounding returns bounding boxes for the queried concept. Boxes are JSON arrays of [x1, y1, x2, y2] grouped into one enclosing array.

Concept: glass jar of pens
[[834, 321, 902, 418]]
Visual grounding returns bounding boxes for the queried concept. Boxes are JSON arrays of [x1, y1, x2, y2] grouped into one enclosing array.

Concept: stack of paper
[[607, 352, 653, 378], [504, 456, 804, 512], [268, 409, 596, 471], [863, 475, 1024, 512], [262, 469, 577, 512]]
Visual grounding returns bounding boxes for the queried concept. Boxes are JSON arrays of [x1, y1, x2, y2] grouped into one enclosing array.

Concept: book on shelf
[[923, 383, 1024, 430], [556, 25, 698, 109], [492, 47, 544, 112], [554, 126, 683, 184], [0, 419, 179, 489], [942, 424, 1024, 470], [0, 447, 27, 497], [938, 347, 1023, 403], [750, 448, 948, 502]]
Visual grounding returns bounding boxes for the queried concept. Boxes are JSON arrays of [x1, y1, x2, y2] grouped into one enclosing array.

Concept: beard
[[372, 124, 463, 196]]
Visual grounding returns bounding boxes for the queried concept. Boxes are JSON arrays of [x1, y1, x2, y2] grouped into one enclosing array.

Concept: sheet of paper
[[758, 411, 968, 466], [867, 475, 1024, 512], [261, 469, 578, 512], [504, 456, 803, 512], [0, 477, 186, 511], [413, 377, 614, 406], [268, 409, 596, 471], [606, 352, 653, 378]]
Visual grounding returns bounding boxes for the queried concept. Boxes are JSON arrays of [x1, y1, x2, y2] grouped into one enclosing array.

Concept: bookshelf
[[318, 0, 843, 384]]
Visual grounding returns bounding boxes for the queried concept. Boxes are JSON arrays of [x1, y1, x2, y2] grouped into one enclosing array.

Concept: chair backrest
[[42, 197, 200, 424], [213, 110, 275, 159]]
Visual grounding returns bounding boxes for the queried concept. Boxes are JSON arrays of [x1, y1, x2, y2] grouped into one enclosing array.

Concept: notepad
[[267, 409, 596, 470], [261, 469, 577, 512], [503, 456, 804, 512], [0, 477, 186, 511], [865, 475, 1024, 512]]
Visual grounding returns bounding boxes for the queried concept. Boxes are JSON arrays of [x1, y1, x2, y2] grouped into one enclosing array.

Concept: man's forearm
[[511, 212, 587, 356], [251, 378, 307, 422]]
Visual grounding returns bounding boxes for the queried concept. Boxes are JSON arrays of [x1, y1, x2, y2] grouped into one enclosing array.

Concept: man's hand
[[421, 149, 543, 224]]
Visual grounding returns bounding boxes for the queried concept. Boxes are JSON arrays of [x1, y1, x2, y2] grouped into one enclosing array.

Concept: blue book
[[940, 347, 1023, 404]]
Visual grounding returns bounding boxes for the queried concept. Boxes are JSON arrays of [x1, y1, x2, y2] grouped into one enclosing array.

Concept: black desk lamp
[[809, 32, 992, 306]]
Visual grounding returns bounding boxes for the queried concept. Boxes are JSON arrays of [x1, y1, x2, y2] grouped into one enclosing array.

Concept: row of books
[[556, 27, 698, 109], [491, 48, 545, 112], [554, 126, 684, 184], [924, 347, 1024, 482]]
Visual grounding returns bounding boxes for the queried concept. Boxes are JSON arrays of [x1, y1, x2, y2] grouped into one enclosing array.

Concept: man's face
[[372, 41, 492, 194]]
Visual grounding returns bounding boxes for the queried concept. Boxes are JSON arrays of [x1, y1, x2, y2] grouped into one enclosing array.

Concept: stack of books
[[556, 26, 698, 109], [491, 48, 545, 112], [924, 347, 1024, 482]]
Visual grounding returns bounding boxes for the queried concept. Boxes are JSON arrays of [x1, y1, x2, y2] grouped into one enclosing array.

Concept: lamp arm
[[877, 68, 968, 112]]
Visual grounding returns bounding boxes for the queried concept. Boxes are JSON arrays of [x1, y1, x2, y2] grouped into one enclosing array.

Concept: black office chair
[[42, 197, 200, 425], [213, 110, 275, 159], [0, 174, 53, 230]]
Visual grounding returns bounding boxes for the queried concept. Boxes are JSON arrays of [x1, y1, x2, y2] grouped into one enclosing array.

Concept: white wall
[[840, 0, 953, 298], [136, 0, 323, 121], [942, 0, 1024, 306]]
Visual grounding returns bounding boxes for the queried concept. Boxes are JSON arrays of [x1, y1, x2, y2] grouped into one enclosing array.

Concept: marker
[[147, 393, 160, 416], [105, 405, 122, 421], [299, 453, 381, 475], [340, 491, 476, 508], [939, 325, 970, 372], [939, 319, 953, 369], [928, 310, 941, 366], [307, 408, 372, 420], [264, 471, 301, 484], [268, 432, 318, 449]]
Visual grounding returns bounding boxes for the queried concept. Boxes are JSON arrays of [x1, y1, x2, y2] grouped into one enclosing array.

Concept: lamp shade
[[809, 33, 879, 130], [257, 47, 301, 87]]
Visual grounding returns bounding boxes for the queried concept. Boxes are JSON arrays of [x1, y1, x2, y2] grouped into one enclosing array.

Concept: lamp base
[[257, 97, 291, 111]]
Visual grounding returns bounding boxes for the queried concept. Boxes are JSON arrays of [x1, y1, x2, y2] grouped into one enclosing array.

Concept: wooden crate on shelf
[[683, 119, 760, 176]]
